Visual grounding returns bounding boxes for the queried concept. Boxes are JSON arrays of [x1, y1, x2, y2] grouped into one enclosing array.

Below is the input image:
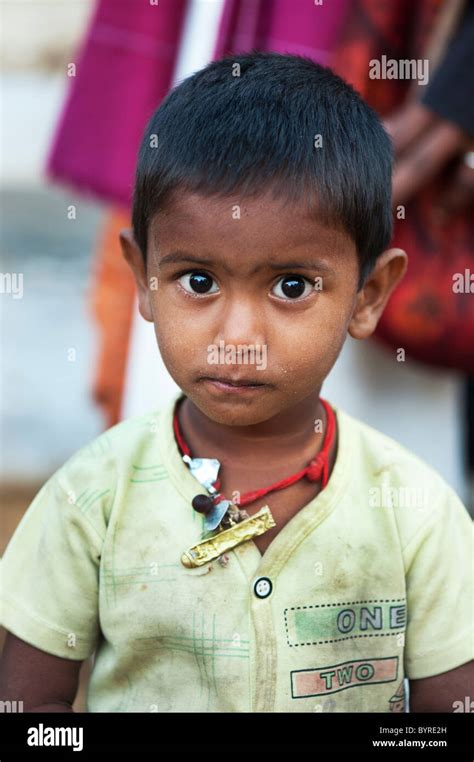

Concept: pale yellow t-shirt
[[1, 389, 472, 712]]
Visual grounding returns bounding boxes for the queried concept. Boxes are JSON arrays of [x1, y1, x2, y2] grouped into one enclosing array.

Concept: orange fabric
[[89, 209, 136, 428]]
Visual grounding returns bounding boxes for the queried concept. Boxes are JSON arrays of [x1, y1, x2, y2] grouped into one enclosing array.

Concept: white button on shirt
[[254, 577, 273, 599]]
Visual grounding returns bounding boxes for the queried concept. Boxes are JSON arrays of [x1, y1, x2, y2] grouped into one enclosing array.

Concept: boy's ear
[[119, 228, 154, 323], [348, 248, 408, 340]]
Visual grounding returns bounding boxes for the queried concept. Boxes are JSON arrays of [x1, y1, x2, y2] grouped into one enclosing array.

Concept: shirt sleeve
[[403, 485, 474, 680], [0, 449, 116, 661]]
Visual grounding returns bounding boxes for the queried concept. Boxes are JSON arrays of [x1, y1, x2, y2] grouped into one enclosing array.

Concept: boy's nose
[[214, 297, 266, 349]]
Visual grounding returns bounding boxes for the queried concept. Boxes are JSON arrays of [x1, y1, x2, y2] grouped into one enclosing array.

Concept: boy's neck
[[177, 390, 335, 471]]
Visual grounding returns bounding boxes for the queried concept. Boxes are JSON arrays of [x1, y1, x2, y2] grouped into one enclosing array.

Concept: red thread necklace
[[173, 397, 336, 523]]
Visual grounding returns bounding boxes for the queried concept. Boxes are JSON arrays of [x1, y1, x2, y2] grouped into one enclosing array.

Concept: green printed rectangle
[[285, 600, 406, 646]]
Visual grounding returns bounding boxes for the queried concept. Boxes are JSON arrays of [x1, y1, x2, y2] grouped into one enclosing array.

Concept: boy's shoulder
[[336, 402, 453, 486], [334, 404, 471, 549], [51, 399, 173, 508], [58, 403, 166, 475], [74, 406, 163, 458]]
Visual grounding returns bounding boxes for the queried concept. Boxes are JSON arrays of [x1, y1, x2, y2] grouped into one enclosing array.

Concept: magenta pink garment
[[45, 0, 188, 209], [214, 0, 350, 64]]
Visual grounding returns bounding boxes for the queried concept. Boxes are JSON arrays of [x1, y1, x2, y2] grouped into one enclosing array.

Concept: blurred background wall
[[1, 0, 104, 487]]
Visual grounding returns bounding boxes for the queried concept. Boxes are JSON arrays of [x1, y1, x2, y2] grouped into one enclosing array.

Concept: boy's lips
[[199, 375, 268, 386], [198, 375, 271, 394]]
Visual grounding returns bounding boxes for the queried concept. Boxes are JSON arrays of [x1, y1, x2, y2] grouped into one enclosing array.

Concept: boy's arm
[[0, 631, 83, 712], [409, 660, 473, 712]]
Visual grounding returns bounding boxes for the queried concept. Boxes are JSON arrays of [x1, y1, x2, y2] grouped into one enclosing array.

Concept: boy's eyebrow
[[158, 251, 333, 275]]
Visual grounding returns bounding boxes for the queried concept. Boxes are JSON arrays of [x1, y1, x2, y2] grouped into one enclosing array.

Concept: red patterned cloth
[[331, 0, 474, 372]]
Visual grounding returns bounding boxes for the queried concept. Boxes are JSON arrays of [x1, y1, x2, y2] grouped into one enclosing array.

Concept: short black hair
[[132, 51, 393, 290]]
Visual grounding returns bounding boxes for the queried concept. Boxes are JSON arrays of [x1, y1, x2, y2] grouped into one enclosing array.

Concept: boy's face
[[121, 189, 406, 426]]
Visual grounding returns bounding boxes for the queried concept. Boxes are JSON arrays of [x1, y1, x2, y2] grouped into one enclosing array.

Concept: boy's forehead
[[150, 189, 356, 270]]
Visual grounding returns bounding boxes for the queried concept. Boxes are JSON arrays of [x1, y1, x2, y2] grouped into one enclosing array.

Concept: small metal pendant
[[183, 454, 222, 494], [183, 454, 229, 529], [203, 498, 232, 531]]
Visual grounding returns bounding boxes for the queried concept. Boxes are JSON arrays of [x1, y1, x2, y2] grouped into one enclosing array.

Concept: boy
[[0, 52, 472, 713]]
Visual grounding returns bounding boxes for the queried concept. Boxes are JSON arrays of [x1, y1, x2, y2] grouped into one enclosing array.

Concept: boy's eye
[[178, 271, 219, 295], [271, 275, 314, 300]]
